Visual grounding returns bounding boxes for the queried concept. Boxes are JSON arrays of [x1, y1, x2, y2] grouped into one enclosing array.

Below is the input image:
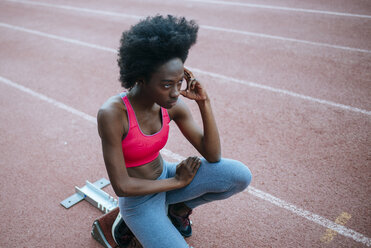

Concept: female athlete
[[97, 15, 252, 248]]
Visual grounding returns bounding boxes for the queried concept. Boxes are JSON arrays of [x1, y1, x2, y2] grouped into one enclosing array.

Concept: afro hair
[[117, 15, 199, 89]]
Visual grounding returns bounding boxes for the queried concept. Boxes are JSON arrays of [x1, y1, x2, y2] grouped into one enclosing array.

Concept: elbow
[[112, 182, 131, 197], [204, 154, 221, 163], [116, 186, 133, 197], [116, 189, 130, 197], [202, 144, 221, 163], [112, 186, 128, 197], [207, 157, 221, 163], [115, 181, 138, 197]]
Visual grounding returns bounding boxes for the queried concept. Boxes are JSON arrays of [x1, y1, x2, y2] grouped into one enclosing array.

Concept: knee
[[232, 161, 252, 192], [202, 158, 252, 192]]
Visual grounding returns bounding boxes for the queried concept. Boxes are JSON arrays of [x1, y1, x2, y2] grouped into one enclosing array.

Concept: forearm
[[118, 177, 182, 197], [197, 97, 221, 162]]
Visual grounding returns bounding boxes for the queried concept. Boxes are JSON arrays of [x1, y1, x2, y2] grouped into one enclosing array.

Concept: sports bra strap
[[120, 93, 138, 128]]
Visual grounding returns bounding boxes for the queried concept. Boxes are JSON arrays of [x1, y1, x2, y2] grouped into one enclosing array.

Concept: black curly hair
[[118, 15, 199, 89]]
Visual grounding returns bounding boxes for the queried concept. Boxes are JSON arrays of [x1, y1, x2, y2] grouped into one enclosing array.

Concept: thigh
[[165, 158, 252, 205]]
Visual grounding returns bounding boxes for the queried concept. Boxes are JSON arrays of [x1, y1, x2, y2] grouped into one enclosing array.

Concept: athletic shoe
[[112, 212, 135, 247], [168, 204, 193, 237]]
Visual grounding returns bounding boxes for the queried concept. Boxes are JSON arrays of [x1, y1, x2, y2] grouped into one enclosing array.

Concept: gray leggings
[[118, 158, 252, 248]]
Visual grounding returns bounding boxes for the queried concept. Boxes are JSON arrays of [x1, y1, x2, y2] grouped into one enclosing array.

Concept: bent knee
[[233, 161, 252, 191]]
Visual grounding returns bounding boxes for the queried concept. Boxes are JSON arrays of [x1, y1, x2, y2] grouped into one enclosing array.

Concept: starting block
[[61, 178, 186, 248], [60, 178, 118, 213], [61, 178, 121, 248]]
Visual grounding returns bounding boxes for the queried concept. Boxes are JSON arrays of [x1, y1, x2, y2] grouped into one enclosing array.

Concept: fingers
[[178, 157, 192, 169], [184, 67, 194, 79], [189, 78, 197, 91], [180, 78, 197, 97], [176, 158, 188, 170], [185, 156, 201, 173], [180, 156, 201, 175], [192, 157, 201, 173], [184, 67, 197, 91]]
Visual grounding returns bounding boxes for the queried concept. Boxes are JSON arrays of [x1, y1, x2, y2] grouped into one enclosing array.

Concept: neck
[[127, 85, 157, 111]]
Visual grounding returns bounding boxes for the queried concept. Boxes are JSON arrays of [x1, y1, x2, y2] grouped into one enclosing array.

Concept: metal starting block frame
[[60, 178, 118, 213]]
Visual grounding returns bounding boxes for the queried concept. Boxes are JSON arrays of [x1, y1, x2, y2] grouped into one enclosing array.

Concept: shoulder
[[98, 95, 127, 121], [97, 95, 128, 139], [167, 97, 191, 122]]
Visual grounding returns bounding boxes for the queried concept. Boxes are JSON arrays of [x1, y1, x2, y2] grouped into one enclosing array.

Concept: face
[[144, 57, 185, 109]]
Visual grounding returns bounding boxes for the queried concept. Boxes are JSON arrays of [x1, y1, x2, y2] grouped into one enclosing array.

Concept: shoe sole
[[111, 212, 122, 246], [91, 220, 114, 248]]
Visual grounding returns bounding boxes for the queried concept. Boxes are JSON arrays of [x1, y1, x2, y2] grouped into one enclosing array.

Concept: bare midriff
[[126, 154, 164, 180]]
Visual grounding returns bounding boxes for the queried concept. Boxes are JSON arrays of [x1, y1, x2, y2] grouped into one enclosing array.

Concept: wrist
[[196, 95, 210, 106], [172, 176, 185, 188]]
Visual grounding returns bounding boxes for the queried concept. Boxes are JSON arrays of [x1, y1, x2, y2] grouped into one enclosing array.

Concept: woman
[[97, 15, 252, 248]]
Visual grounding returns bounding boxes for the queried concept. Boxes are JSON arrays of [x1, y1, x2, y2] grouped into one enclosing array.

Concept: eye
[[163, 84, 171, 89]]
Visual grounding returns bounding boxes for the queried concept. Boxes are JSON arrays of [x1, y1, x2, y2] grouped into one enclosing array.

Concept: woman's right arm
[[97, 103, 200, 197]]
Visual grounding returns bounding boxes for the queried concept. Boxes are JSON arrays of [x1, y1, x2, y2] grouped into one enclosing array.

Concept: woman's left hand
[[181, 67, 208, 102]]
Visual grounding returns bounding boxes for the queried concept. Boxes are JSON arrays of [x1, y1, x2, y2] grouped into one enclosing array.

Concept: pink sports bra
[[120, 92, 171, 167]]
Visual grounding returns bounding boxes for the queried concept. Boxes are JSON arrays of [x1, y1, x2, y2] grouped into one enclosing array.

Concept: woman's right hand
[[175, 156, 201, 187]]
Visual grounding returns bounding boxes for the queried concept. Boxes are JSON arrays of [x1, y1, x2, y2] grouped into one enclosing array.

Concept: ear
[[136, 77, 146, 85]]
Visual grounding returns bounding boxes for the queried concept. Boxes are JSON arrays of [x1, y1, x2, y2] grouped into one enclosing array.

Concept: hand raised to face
[[181, 67, 208, 102]]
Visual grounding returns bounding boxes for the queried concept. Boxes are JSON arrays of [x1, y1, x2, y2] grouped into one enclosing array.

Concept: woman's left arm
[[172, 68, 221, 162]]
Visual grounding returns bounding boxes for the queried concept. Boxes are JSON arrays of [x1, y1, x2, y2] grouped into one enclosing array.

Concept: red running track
[[0, 0, 370, 247]]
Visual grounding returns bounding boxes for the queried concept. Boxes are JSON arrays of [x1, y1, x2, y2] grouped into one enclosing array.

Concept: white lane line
[[4, 0, 371, 54], [0, 23, 116, 53], [186, 0, 371, 19], [0, 76, 97, 123], [1, 75, 370, 247], [5, 0, 142, 20], [248, 187, 371, 247], [201, 25, 371, 54], [1, 22, 369, 116], [188, 68, 371, 116]]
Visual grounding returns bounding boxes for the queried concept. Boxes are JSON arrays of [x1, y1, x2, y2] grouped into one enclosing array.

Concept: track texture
[[0, 0, 370, 247]]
